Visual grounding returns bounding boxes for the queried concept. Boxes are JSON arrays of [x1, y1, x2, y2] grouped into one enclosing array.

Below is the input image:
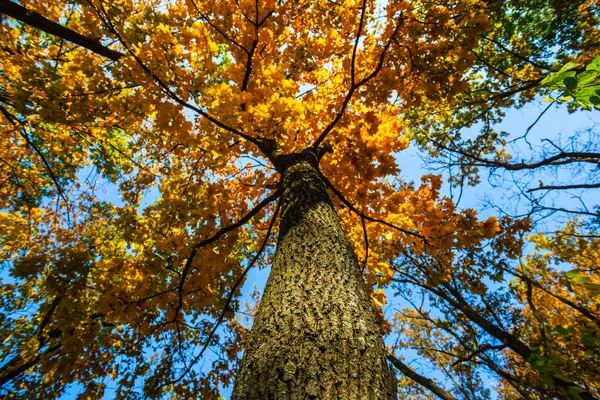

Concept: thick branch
[[406, 301, 535, 400], [387, 354, 457, 400], [0, 297, 63, 386], [0, 344, 61, 387], [36, 296, 61, 345], [393, 268, 598, 400], [240, 38, 258, 111], [0, 0, 123, 60]]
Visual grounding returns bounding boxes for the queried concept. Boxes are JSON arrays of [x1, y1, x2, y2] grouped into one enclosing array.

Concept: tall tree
[[0, 0, 598, 399]]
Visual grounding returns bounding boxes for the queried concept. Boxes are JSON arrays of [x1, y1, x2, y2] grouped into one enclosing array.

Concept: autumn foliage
[[0, 0, 599, 398]]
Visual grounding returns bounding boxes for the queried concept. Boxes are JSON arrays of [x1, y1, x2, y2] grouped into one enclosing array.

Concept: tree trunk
[[232, 155, 397, 399]]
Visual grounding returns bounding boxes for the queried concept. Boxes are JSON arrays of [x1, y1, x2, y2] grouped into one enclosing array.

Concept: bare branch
[[527, 183, 600, 192], [450, 344, 506, 368]]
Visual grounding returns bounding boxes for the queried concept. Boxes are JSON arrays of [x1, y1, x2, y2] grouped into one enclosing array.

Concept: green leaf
[[584, 283, 600, 297], [542, 71, 577, 89], [576, 71, 597, 87], [590, 95, 600, 105], [542, 374, 555, 388], [583, 283, 600, 291], [576, 85, 600, 96], [564, 76, 577, 91], [567, 385, 585, 400], [565, 269, 581, 278], [585, 56, 600, 72], [582, 334, 598, 348], [555, 325, 574, 336], [573, 276, 590, 284], [559, 61, 581, 73], [540, 75, 553, 86], [553, 373, 573, 383], [577, 101, 592, 111]]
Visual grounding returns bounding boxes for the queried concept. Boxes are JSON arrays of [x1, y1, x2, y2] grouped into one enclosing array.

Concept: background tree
[[378, 0, 600, 398], [0, 0, 598, 399]]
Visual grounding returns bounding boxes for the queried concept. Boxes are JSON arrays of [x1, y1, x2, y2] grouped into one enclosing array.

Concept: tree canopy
[[0, 0, 599, 398]]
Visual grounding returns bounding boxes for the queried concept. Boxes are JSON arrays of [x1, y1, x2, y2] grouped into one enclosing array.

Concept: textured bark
[[232, 155, 397, 399]]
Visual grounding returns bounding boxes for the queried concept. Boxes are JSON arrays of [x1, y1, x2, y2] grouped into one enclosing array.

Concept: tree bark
[[232, 155, 397, 399]]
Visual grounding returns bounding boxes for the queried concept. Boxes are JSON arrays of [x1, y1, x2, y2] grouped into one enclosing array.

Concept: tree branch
[[527, 183, 600, 192], [0, 344, 61, 387], [319, 171, 428, 243], [162, 194, 283, 388], [450, 344, 506, 367], [171, 190, 281, 322], [188, 0, 249, 54], [312, 12, 404, 148], [91, 0, 262, 148], [0, 104, 68, 205], [387, 354, 457, 400], [0, 0, 123, 60]]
